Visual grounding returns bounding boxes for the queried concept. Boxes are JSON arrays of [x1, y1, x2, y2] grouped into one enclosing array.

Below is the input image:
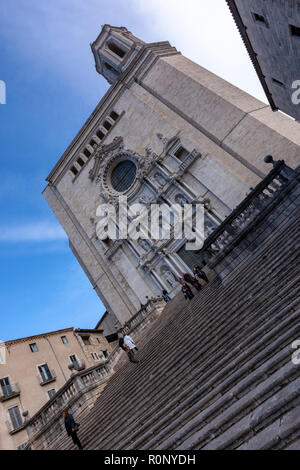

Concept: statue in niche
[[139, 194, 150, 205], [175, 194, 189, 206], [138, 239, 151, 252], [154, 173, 166, 188], [161, 268, 177, 287], [205, 219, 217, 237], [145, 147, 153, 158]]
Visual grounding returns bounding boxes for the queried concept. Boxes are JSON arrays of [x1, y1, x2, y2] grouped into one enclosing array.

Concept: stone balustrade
[[24, 346, 120, 449], [120, 297, 165, 337], [23, 297, 164, 449], [196, 157, 298, 270]]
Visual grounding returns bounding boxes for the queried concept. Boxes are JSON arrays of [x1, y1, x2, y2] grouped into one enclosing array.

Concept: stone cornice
[[5, 327, 74, 346]]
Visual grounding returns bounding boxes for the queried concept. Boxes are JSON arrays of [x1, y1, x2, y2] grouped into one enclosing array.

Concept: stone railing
[[196, 157, 298, 269], [24, 298, 165, 449], [120, 297, 165, 337], [24, 346, 121, 449]]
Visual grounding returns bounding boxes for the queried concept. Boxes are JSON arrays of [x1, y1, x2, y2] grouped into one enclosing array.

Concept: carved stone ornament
[[89, 136, 124, 182], [160, 266, 177, 287], [89, 136, 169, 204], [89, 136, 158, 201], [154, 172, 167, 188], [156, 132, 181, 154]]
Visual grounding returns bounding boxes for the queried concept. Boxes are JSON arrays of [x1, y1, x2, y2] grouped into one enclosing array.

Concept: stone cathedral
[[43, 25, 300, 332]]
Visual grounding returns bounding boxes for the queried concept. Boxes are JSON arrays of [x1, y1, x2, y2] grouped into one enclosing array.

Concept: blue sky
[[0, 0, 266, 341]]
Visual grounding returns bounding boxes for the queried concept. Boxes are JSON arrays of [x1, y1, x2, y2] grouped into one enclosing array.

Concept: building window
[[70, 111, 123, 180], [70, 166, 78, 176], [77, 157, 85, 167], [81, 335, 91, 345], [103, 120, 112, 131], [272, 77, 285, 88], [70, 355, 80, 369], [107, 42, 126, 58], [38, 364, 53, 383], [83, 148, 91, 158], [47, 389, 56, 399], [111, 160, 137, 192], [61, 336, 68, 345], [102, 349, 108, 358], [110, 110, 119, 121], [289, 24, 300, 38], [174, 146, 189, 161], [104, 62, 117, 73], [0, 377, 12, 397], [96, 130, 105, 140], [29, 343, 38, 353], [252, 12, 269, 27], [9, 406, 23, 431]]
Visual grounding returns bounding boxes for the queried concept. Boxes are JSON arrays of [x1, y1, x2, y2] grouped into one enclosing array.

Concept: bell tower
[[91, 25, 145, 84]]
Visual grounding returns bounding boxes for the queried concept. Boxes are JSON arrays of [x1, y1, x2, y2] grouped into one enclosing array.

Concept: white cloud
[[133, 0, 267, 103], [0, 0, 268, 103], [0, 220, 67, 242]]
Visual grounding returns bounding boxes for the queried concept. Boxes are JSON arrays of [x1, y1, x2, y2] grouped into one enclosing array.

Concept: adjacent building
[[95, 310, 121, 337], [226, 0, 300, 120], [43, 25, 300, 334], [0, 327, 110, 450]]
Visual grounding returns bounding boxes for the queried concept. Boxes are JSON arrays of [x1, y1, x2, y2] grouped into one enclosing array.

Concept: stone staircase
[[47, 199, 300, 450]]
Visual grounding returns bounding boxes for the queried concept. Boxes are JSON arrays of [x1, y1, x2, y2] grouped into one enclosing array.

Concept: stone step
[[82, 264, 300, 448], [110, 280, 300, 449], [127, 301, 300, 450], [47, 206, 300, 450], [236, 404, 300, 450], [96, 229, 300, 414], [197, 375, 300, 450], [92, 250, 300, 436]]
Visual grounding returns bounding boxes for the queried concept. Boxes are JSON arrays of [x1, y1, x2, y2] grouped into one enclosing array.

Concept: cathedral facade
[[43, 25, 300, 330]]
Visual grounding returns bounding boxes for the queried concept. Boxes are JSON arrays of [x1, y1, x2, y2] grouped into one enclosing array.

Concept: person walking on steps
[[181, 281, 194, 300], [162, 289, 171, 302], [183, 272, 202, 291], [193, 265, 209, 283], [63, 409, 83, 450], [123, 332, 139, 363]]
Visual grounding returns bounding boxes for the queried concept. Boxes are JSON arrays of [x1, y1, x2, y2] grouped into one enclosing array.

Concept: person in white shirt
[[123, 333, 139, 363]]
